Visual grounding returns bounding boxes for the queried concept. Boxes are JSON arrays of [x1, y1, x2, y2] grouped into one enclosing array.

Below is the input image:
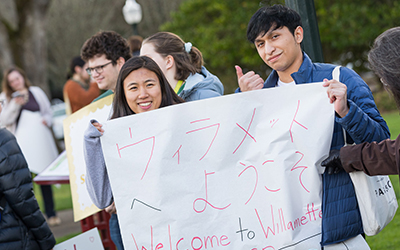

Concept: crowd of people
[[0, 3, 399, 249]]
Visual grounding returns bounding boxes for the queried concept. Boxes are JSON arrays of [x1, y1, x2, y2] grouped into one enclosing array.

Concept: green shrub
[[373, 90, 397, 113]]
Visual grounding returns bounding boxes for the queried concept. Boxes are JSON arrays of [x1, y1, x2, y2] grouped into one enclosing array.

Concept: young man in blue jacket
[[235, 4, 390, 247]]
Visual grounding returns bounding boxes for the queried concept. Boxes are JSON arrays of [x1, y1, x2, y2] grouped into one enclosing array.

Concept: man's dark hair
[[247, 4, 302, 43], [111, 56, 184, 119], [81, 31, 131, 65]]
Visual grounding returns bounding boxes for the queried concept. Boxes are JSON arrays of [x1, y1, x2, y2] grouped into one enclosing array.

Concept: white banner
[[53, 227, 104, 250], [15, 110, 58, 174], [38, 150, 69, 177], [101, 83, 334, 249]]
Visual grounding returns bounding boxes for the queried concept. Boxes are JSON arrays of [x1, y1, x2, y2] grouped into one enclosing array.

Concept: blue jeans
[[109, 213, 124, 250]]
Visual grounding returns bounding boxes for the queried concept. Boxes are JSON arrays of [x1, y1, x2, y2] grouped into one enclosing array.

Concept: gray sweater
[[83, 120, 113, 209]]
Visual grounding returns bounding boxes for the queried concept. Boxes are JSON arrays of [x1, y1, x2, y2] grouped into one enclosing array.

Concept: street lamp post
[[285, 0, 324, 63], [123, 0, 143, 35]]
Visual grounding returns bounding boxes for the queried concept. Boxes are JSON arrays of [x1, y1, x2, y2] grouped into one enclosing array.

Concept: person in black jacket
[[0, 127, 55, 250]]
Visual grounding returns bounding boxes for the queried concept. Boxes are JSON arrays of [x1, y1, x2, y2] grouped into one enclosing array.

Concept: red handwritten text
[[193, 170, 231, 213], [233, 108, 257, 154], [131, 225, 231, 250], [289, 100, 308, 143], [255, 203, 321, 240], [186, 119, 220, 161], [116, 135, 155, 180]]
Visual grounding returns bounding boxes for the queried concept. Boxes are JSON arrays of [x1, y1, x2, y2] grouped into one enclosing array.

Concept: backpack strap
[[334, 66, 354, 147]]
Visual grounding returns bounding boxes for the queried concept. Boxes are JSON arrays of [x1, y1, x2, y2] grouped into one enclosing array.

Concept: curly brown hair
[[81, 31, 131, 66]]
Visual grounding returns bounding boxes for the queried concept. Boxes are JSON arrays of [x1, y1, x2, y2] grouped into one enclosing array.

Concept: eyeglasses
[[86, 62, 112, 75]]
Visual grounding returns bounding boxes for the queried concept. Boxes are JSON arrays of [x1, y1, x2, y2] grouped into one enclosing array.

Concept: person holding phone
[[0, 67, 52, 132]]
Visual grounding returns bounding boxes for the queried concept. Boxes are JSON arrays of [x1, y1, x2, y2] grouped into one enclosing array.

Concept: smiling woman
[[123, 68, 162, 113], [111, 56, 184, 119], [83, 56, 184, 212]]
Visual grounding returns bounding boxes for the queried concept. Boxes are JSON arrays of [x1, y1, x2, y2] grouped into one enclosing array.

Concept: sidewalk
[[48, 209, 81, 239]]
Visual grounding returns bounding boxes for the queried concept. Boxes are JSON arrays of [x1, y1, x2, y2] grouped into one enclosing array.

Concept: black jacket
[[0, 128, 55, 249]]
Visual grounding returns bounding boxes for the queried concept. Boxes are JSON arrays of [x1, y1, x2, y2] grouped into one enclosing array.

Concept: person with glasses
[[80, 30, 131, 250], [81, 31, 132, 103]]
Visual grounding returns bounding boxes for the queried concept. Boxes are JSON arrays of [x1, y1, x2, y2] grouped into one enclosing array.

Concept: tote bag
[[349, 171, 397, 236]]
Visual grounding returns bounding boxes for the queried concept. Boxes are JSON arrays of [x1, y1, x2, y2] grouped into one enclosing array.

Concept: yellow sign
[[63, 94, 113, 221]]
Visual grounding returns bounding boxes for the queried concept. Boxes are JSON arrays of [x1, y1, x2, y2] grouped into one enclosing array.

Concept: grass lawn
[[33, 182, 73, 212], [33, 182, 74, 243], [55, 232, 81, 245], [381, 111, 400, 137]]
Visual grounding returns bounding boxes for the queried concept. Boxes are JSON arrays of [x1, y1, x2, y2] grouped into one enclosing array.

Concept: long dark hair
[[111, 56, 184, 119], [368, 27, 400, 109]]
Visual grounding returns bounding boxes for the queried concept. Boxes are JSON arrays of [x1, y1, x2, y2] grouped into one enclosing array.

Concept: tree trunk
[[0, 0, 17, 79], [0, 24, 14, 74], [0, 0, 52, 98]]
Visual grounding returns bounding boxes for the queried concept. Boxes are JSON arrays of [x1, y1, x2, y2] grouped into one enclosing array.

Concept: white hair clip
[[184, 42, 192, 53]]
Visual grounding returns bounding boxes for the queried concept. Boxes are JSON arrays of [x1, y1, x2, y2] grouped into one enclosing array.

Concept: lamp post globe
[[123, 0, 142, 35]]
